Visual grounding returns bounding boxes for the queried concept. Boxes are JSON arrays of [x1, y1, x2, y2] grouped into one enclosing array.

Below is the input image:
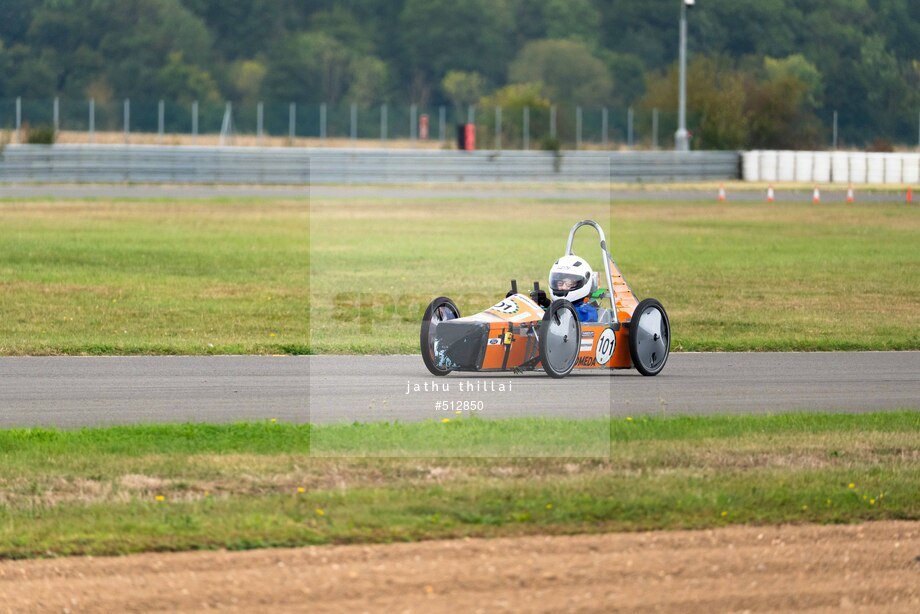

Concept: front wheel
[[629, 298, 670, 376], [539, 299, 581, 378], [420, 297, 461, 376]]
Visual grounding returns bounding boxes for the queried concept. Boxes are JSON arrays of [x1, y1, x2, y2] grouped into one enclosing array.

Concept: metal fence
[[0, 98, 681, 150], [0, 145, 741, 184], [4, 98, 919, 149]]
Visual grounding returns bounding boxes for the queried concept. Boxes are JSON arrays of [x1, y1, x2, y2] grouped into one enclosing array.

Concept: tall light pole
[[675, 0, 694, 151]]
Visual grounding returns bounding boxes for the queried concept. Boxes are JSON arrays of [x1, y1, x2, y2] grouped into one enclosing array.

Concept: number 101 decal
[[595, 328, 616, 365], [489, 298, 519, 314]]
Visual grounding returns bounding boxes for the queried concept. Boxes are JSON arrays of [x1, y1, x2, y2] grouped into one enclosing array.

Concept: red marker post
[[419, 114, 429, 140]]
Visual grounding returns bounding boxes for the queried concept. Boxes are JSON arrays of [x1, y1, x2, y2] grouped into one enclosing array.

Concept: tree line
[[0, 0, 917, 148]]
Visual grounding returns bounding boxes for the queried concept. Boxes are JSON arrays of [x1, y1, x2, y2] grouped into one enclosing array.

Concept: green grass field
[[0, 412, 916, 558], [1, 194, 917, 355], [311, 197, 919, 353], [0, 198, 309, 355]]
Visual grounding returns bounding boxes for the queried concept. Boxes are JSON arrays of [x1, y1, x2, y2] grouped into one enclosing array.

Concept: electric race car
[[420, 220, 670, 378]]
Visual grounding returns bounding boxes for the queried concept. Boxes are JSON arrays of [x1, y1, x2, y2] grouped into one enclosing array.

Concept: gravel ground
[[2, 521, 918, 613]]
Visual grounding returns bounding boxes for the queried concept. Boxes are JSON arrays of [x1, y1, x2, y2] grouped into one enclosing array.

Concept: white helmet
[[549, 255, 596, 303]]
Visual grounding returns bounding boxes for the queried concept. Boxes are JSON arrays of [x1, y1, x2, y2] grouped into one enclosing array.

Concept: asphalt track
[[0, 183, 910, 203], [0, 352, 916, 428]]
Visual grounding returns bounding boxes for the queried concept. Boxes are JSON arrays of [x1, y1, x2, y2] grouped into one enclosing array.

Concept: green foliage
[[397, 0, 514, 103], [540, 0, 601, 46], [25, 124, 55, 144], [509, 39, 612, 106], [0, 0, 917, 144], [642, 54, 825, 150], [643, 56, 748, 150], [228, 59, 267, 103], [601, 52, 648, 109], [478, 82, 551, 148], [764, 54, 823, 108], [156, 51, 220, 104], [747, 74, 822, 149], [442, 71, 485, 111], [265, 33, 352, 103], [348, 55, 388, 106]]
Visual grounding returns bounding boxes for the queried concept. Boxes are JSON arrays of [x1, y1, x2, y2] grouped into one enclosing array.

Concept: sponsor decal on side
[[576, 356, 597, 367], [487, 337, 501, 345], [580, 330, 595, 352]]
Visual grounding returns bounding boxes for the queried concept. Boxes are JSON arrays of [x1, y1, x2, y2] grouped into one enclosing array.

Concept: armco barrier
[[0, 145, 740, 184]]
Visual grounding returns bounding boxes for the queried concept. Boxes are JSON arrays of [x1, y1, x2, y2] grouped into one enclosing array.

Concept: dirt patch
[[1, 521, 917, 613]]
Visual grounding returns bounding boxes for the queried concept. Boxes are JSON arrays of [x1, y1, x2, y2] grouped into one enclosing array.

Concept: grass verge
[[1, 196, 918, 354], [310, 198, 919, 353], [0, 411, 917, 558]]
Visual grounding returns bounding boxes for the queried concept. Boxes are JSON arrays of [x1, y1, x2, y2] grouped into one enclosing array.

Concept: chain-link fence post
[[495, 106, 501, 150], [123, 98, 130, 144], [89, 98, 95, 143], [627, 107, 634, 149], [602, 107, 608, 146], [576, 106, 582, 149], [381, 103, 387, 142], [158, 100, 164, 143], [15, 97, 21, 143], [192, 101, 198, 143], [439, 105, 445, 142], [320, 103, 326, 140], [523, 106, 529, 150], [257, 102, 264, 144], [350, 103, 357, 142]]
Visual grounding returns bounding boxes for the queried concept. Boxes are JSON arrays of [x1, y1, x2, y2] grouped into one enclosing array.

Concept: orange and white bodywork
[[423, 219, 670, 378]]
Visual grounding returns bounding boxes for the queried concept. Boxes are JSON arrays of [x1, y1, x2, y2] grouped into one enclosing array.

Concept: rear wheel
[[420, 297, 461, 376], [539, 299, 581, 378], [629, 298, 670, 376]]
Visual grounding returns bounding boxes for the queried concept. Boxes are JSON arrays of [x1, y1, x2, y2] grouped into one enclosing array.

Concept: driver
[[548, 255, 598, 322]]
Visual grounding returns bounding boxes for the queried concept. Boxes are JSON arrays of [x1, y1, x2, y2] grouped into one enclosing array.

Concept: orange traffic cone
[[812, 186, 821, 204], [908, 186, 914, 204], [846, 185, 854, 203], [767, 185, 775, 203], [718, 183, 726, 202]]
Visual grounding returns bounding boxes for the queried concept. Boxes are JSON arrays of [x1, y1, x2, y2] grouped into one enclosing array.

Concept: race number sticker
[[488, 298, 519, 315], [595, 328, 616, 365]]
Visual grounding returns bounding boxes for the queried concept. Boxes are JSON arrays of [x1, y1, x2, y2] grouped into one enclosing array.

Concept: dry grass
[[2, 431, 914, 509], [53, 130, 446, 150]]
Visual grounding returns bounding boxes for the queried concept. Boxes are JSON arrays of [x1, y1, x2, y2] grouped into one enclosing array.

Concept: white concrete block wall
[[902, 154, 920, 184], [866, 153, 885, 183], [742, 151, 760, 181], [830, 152, 849, 183], [812, 153, 831, 183], [777, 151, 795, 181], [760, 150, 778, 182], [741, 150, 917, 185], [850, 153, 868, 184], [883, 153, 902, 184], [794, 151, 814, 182]]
